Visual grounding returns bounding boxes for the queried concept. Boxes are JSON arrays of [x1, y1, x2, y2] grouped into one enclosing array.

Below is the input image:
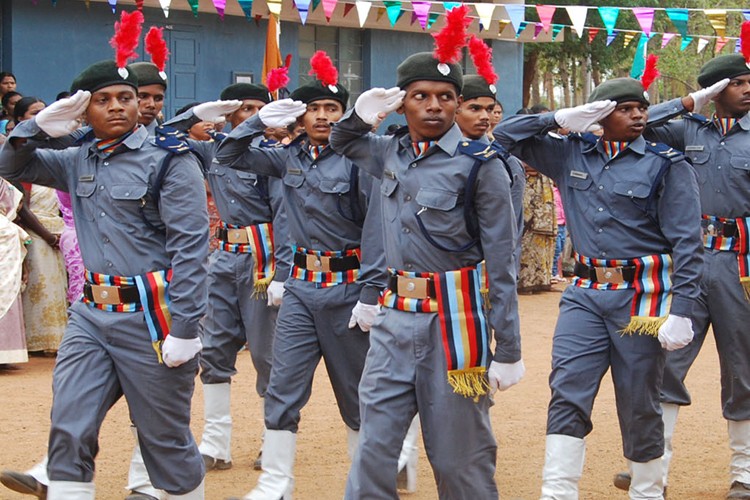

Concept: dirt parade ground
[[0, 284, 732, 499]]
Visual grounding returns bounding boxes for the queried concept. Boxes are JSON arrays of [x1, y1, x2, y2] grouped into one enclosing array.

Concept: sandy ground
[[0, 284, 730, 499]]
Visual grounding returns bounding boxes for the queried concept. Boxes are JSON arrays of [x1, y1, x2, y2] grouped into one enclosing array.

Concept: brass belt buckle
[[91, 284, 121, 305], [306, 254, 331, 272], [227, 228, 249, 244], [397, 276, 429, 299], [595, 267, 624, 284]]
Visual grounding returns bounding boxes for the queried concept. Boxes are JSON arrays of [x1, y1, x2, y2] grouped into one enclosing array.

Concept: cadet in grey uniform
[[611, 54, 750, 499], [495, 78, 703, 500], [330, 52, 523, 499], [216, 66, 382, 499], [163, 83, 291, 473], [0, 61, 207, 499]]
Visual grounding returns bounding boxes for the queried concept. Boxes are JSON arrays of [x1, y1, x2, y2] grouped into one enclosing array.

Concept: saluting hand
[[487, 359, 525, 393], [689, 78, 730, 112], [193, 100, 243, 124], [554, 100, 616, 133], [36, 90, 91, 138], [258, 99, 308, 128], [355, 87, 406, 126]]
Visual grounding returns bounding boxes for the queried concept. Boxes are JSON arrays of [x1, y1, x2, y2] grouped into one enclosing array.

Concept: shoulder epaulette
[[568, 132, 598, 145], [489, 140, 511, 160], [684, 112, 709, 124], [259, 138, 285, 149], [457, 139, 498, 162], [155, 125, 192, 154], [645, 141, 684, 162]]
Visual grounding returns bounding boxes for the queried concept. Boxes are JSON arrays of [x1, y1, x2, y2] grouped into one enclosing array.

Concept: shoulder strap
[[139, 151, 175, 233]]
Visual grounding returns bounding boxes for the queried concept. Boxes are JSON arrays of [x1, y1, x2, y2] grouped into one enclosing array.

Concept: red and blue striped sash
[[218, 221, 276, 296], [572, 253, 672, 335], [702, 214, 750, 299], [291, 246, 360, 288]]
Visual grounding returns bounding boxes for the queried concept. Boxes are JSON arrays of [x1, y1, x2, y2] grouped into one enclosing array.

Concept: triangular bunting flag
[[383, 0, 400, 26], [355, 0, 370, 27], [186, 0, 198, 17], [376, 6, 385, 22], [661, 33, 675, 49], [632, 7, 654, 37], [497, 19, 510, 37], [715, 37, 728, 54], [442, 2, 460, 12], [533, 22, 543, 39], [108, 0, 117, 13], [515, 21, 528, 38], [267, 0, 281, 16], [412, 1, 430, 30], [598, 7, 619, 36], [697, 37, 709, 53], [680, 36, 692, 51], [294, 0, 310, 24], [630, 34, 648, 78], [255, 14, 262, 26], [565, 6, 587, 38], [606, 32, 617, 46], [322, 0, 336, 21], [343, 3, 354, 18], [587, 27, 600, 44], [665, 8, 688, 38], [552, 24, 563, 41], [410, 11, 417, 26], [504, 4, 525, 33], [705, 9, 727, 39], [736, 38, 742, 53], [744, 10, 750, 22], [536, 5, 555, 33], [312, 0, 320, 12], [427, 12, 439, 29], [135, 0, 144, 10], [623, 32, 636, 48], [159, 0, 170, 17], [475, 3, 495, 32], [212, 0, 226, 18]]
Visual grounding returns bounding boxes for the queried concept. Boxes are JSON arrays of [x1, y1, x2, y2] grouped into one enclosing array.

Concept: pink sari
[[56, 191, 84, 303]]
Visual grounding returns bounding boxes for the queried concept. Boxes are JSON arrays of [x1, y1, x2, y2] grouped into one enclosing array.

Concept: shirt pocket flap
[[568, 177, 593, 191], [613, 181, 650, 199], [110, 183, 148, 200], [415, 188, 458, 211], [730, 156, 750, 171], [75, 182, 96, 198], [235, 170, 259, 182], [687, 149, 710, 165], [282, 172, 305, 188], [319, 179, 351, 195]]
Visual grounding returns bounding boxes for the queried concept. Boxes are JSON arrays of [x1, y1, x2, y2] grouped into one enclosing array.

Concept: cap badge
[[118, 67, 129, 79], [328, 84, 339, 93], [437, 63, 450, 76]]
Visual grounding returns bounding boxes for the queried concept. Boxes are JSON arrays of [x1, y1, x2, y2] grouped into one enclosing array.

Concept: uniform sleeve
[[329, 109, 391, 179], [0, 118, 73, 191], [476, 158, 521, 363], [656, 158, 703, 318], [158, 153, 209, 339], [493, 112, 570, 181], [268, 177, 292, 283], [644, 98, 689, 150], [357, 174, 387, 305], [214, 115, 286, 178]]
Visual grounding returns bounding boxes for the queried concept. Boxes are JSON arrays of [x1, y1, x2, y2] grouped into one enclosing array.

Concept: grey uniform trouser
[[661, 250, 750, 420], [547, 285, 665, 462], [345, 308, 498, 500], [199, 249, 277, 397], [48, 301, 204, 494], [264, 277, 370, 432]]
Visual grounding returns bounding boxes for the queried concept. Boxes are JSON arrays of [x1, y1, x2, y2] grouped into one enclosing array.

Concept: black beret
[[588, 78, 649, 106], [220, 83, 273, 104], [396, 52, 463, 92], [130, 62, 167, 88], [461, 75, 497, 102], [289, 81, 349, 109], [70, 60, 139, 94], [698, 54, 750, 88]]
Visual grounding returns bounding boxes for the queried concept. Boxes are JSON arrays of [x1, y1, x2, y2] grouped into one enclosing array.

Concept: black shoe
[[613, 472, 631, 491], [728, 481, 750, 499], [253, 450, 262, 471], [125, 491, 159, 500], [0, 471, 47, 499], [202, 454, 232, 471]]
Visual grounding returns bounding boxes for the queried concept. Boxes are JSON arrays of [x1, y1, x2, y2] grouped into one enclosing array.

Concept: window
[[298, 25, 364, 102]]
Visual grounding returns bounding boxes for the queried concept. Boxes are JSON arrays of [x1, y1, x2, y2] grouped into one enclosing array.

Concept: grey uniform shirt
[[214, 114, 383, 304], [330, 110, 521, 364], [646, 98, 750, 218], [0, 119, 208, 339], [495, 112, 703, 318]]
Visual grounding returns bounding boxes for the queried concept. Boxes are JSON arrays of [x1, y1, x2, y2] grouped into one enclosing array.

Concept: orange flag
[[262, 14, 283, 90]]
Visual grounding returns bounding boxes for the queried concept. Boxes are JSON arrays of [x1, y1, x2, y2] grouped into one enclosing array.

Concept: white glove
[[267, 280, 285, 307], [161, 335, 202, 368], [657, 314, 694, 351], [347, 301, 380, 332], [487, 359, 525, 393], [258, 99, 308, 128], [193, 100, 243, 124], [354, 87, 405, 126], [35, 90, 90, 137], [689, 78, 730, 112], [554, 100, 616, 133]]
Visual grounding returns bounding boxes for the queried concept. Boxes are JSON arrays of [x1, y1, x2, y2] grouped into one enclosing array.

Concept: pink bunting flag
[[533, 22, 543, 39], [715, 37, 729, 54], [661, 33, 675, 49], [322, 0, 336, 21], [412, 1, 430, 30], [536, 5, 555, 33], [212, 0, 226, 18], [632, 7, 654, 37]]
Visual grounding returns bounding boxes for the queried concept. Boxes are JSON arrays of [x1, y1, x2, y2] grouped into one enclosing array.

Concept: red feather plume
[[741, 21, 750, 64], [267, 55, 292, 93], [109, 10, 144, 69], [309, 51, 338, 87], [432, 5, 471, 64], [145, 27, 170, 73], [468, 36, 497, 86], [640, 54, 660, 91]]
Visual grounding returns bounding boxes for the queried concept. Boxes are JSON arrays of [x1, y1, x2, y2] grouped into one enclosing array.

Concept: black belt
[[83, 282, 141, 305], [215, 226, 251, 244], [293, 252, 360, 272], [386, 274, 436, 298], [573, 262, 636, 283], [701, 219, 739, 238]]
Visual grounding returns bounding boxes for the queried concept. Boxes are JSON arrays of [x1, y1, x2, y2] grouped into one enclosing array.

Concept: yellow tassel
[[481, 287, 491, 311], [251, 276, 272, 299], [619, 315, 667, 337], [447, 367, 489, 401], [152, 340, 164, 364], [741, 277, 750, 303]]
